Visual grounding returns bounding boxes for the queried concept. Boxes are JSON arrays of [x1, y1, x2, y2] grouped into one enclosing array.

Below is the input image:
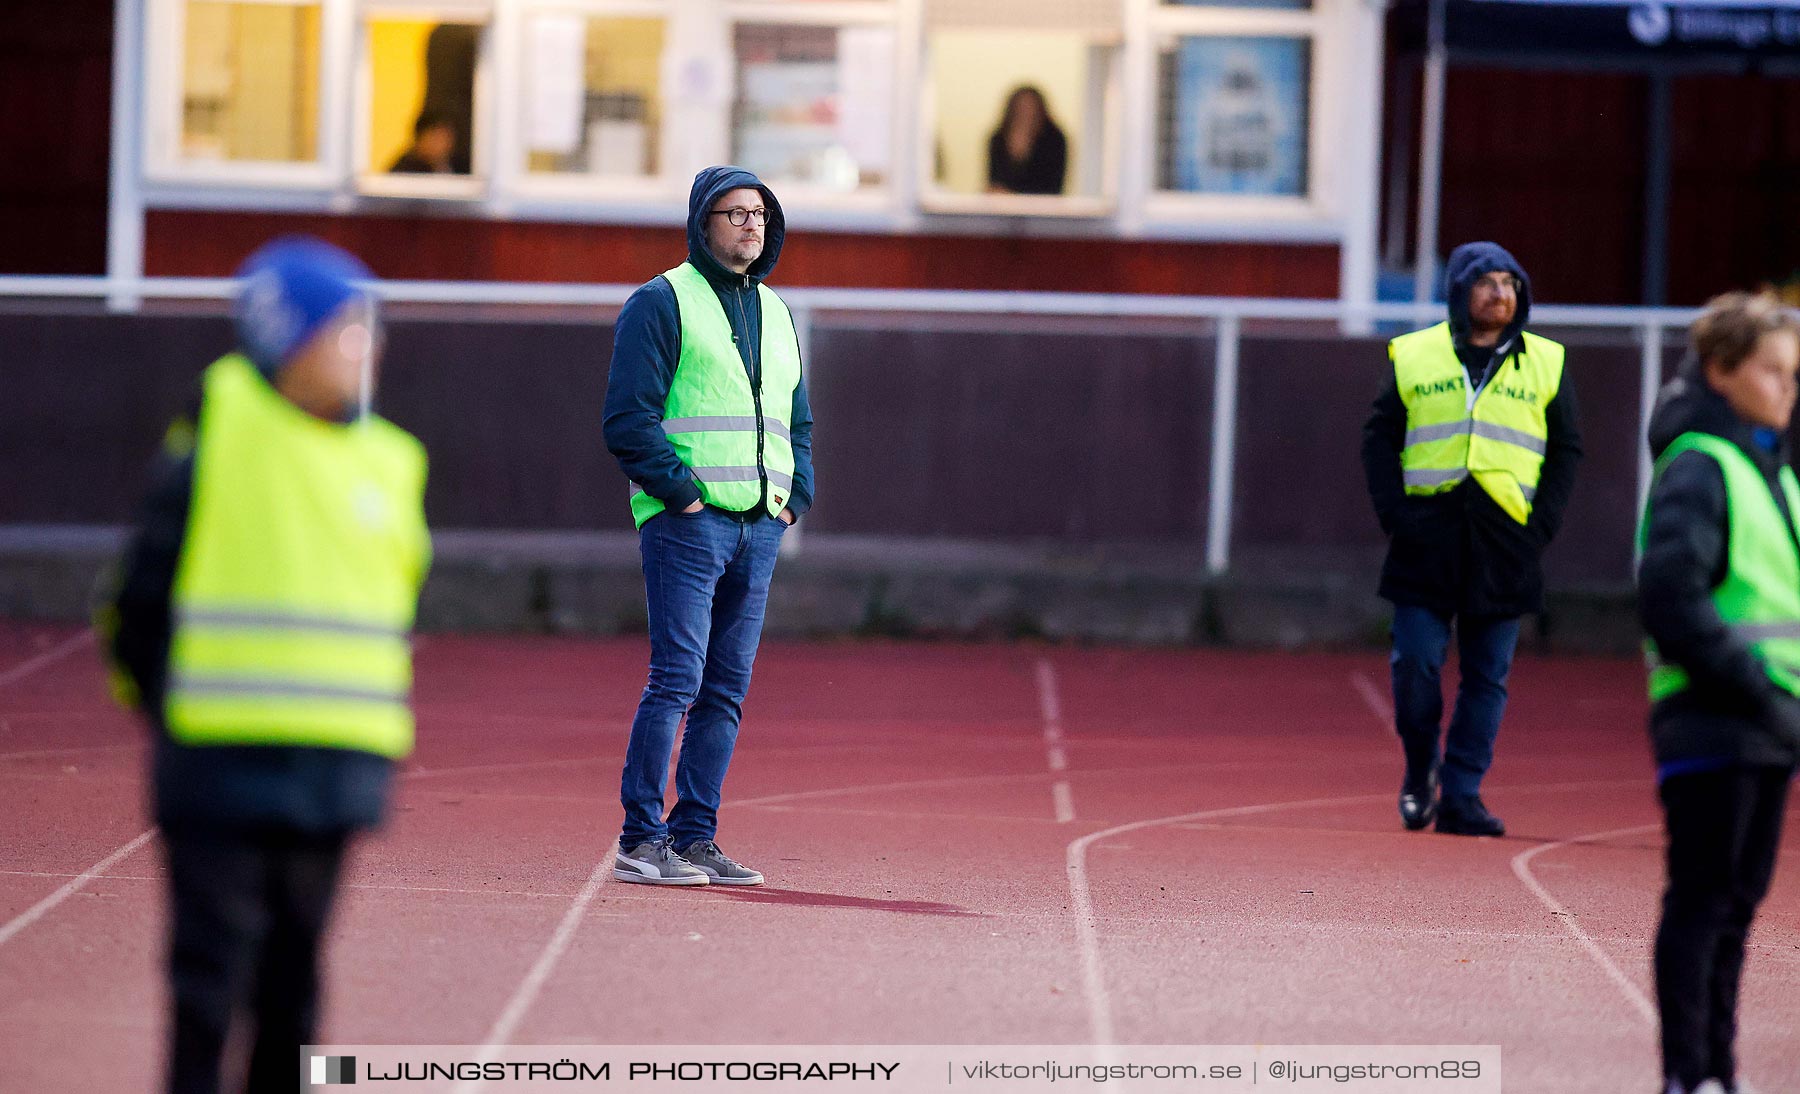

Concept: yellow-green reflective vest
[[1641, 431, 1800, 703], [165, 354, 431, 758], [628, 262, 802, 528], [1391, 321, 1566, 525]]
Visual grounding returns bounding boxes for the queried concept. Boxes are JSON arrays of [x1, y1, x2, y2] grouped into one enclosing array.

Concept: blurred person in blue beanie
[[100, 236, 431, 1094]]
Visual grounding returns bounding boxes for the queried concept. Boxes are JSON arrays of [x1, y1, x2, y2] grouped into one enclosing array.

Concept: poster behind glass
[[1162, 36, 1309, 197], [731, 25, 890, 191]]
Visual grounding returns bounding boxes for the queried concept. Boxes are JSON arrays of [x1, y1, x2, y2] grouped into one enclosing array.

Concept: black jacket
[[987, 124, 1068, 195], [602, 166, 815, 520], [1638, 371, 1800, 770], [1361, 242, 1583, 617], [105, 392, 397, 836]]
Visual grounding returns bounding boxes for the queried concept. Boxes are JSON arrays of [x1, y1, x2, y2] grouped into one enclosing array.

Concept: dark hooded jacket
[[1361, 242, 1583, 617], [602, 166, 815, 520], [105, 386, 396, 837], [1638, 369, 1800, 772]]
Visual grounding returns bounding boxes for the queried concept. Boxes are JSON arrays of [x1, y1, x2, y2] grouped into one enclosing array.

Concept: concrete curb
[[0, 527, 1641, 655]]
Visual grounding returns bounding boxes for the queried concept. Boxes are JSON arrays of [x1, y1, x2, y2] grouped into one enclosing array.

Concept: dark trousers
[[1655, 765, 1792, 1091], [620, 509, 786, 850], [1389, 604, 1522, 800], [163, 828, 350, 1094]]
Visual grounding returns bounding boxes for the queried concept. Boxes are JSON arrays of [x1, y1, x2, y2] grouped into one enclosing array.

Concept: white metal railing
[[0, 275, 1698, 574]]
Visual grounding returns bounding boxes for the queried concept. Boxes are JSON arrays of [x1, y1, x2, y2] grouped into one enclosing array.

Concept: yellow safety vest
[[1392, 321, 1565, 524], [165, 354, 430, 758], [629, 262, 801, 528], [1642, 431, 1800, 703]]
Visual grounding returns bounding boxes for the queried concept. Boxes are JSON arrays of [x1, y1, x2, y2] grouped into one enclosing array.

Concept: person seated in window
[[388, 109, 458, 174], [985, 86, 1067, 196]]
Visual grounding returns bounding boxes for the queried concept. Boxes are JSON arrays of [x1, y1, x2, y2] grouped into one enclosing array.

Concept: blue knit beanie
[[233, 236, 377, 377]]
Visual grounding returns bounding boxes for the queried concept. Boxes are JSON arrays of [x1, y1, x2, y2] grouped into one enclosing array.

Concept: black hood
[[1445, 241, 1531, 352], [685, 165, 785, 286], [1648, 362, 1788, 464]]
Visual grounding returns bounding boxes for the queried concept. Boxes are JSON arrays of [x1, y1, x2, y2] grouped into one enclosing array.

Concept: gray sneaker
[[674, 840, 764, 886], [614, 838, 709, 886]]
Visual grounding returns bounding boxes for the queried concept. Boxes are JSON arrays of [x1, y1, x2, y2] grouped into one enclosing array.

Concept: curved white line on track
[[1067, 789, 1393, 1046], [0, 828, 156, 948], [1511, 824, 1663, 1026], [1067, 778, 1647, 1047]]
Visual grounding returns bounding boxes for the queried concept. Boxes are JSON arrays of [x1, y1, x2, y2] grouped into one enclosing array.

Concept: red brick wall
[[144, 210, 1341, 296]]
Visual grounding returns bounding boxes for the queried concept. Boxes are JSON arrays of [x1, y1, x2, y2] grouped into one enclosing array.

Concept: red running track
[[0, 621, 1795, 1093]]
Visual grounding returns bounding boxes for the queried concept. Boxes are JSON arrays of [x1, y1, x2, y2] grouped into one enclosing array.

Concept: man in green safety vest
[[603, 166, 815, 886], [103, 237, 430, 1094], [1361, 242, 1582, 837]]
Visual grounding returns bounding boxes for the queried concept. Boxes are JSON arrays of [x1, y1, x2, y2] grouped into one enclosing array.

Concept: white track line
[[403, 739, 939, 783], [0, 631, 94, 690], [1349, 670, 1394, 732], [0, 743, 137, 764], [0, 828, 156, 948], [732, 767, 1087, 809], [1036, 658, 1064, 734], [1511, 823, 1663, 1026], [1066, 777, 1648, 1048], [1067, 790, 1392, 1046], [728, 755, 1396, 813], [1036, 658, 1076, 824], [453, 841, 618, 1094]]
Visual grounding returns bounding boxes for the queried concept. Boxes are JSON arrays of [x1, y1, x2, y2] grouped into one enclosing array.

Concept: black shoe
[[1398, 762, 1439, 831], [1435, 794, 1505, 837]]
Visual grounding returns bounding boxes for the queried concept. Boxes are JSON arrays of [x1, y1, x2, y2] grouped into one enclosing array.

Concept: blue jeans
[[619, 508, 787, 850], [1389, 604, 1521, 801]]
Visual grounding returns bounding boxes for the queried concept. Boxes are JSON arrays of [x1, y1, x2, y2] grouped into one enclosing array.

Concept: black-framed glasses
[[709, 207, 769, 227]]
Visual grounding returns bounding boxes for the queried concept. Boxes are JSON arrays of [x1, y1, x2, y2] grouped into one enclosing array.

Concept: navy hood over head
[[1444, 241, 1532, 353], [686, 165, 785, 285]]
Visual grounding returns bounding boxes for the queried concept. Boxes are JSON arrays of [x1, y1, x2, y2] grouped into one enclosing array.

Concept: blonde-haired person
[[1638, 290, 1800, 1094]]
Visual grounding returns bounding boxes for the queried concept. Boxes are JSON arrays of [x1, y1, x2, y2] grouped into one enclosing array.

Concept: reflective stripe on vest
[[661, 415, 793, 443], [1641, 431, 1800, 703], [1391, 321, 1565, 524], [165, 355, 431, 758], [628, 262, 802, 528]]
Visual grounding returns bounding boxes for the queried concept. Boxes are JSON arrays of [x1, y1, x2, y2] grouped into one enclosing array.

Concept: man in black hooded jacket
[[1361, 242, 1582, 836]]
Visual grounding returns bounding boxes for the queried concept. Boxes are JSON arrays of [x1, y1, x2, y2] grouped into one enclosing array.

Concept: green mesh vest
[[1641, 430, 1800, 703], [629, 262, 801, 528]]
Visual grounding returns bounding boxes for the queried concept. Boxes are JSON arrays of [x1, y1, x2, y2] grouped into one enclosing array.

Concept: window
[[921, 0, 1122, 213], [730, 22, 894, 193], [138, 0, 1364, 238], [1147, 0, 1320, 206], [360, 7, 487, 184], [520, 13, 666, 179], [178, 0, 322, 164], [1156, 35, 1310, 196]]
